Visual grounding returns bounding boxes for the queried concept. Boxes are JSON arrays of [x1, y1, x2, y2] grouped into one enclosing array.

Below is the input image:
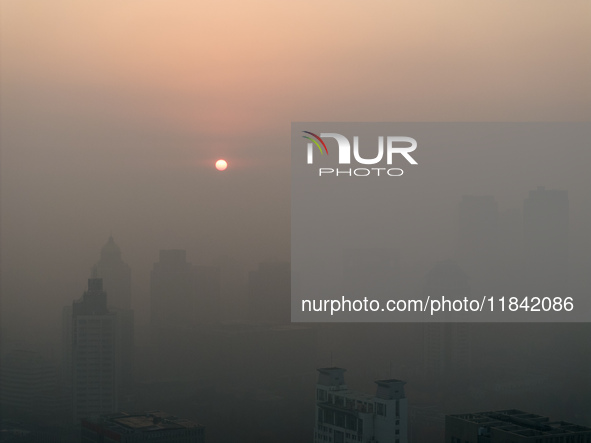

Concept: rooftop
[[83, 411, 202, 435], [449, 410, 591, 438], [375, 378, 406, 385]]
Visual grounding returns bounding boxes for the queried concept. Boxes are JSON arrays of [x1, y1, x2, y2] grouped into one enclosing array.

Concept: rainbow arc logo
[[302, 131, 328, 155]]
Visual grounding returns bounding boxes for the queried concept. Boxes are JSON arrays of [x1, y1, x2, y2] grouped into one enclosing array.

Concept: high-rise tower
[[64, 278, 118, 423], [91, 236, 131, 311], [91, 236, 134, 406]]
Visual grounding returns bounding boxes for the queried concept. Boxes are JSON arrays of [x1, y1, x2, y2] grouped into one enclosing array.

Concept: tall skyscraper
[[91, 236, 131, 311], [63, 279, 118, 423], [63, 278, 134, 423], [314, 367, 408, 443], [91, 236, 134, 407], [523, 186, 569, 298]]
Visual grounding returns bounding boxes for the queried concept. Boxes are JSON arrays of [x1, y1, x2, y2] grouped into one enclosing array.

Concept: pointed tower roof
[[100, 235, 122, 261]]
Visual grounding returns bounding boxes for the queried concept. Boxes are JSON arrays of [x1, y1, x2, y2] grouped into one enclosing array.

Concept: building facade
[[314, 367, 408, 443], [63, 278, 130, 423], [91, 236, 134, 407], [445, 409, 591, 443], [0, 349, 58, 422]]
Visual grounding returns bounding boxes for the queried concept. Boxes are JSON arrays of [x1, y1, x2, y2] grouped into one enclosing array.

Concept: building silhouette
[[194, 265, 221, 324], [0, 349, 58, 422], [81, 411, 205, 442], [150, 249, 193, 331], [457, 195, 500, 299], [445, 409, 591, 443], [314, 367, 408, 443], [91, 236, 134, 408], [91, 236, 131, 311], [63, 279, 132, 423], [523, 186, 569, 298]]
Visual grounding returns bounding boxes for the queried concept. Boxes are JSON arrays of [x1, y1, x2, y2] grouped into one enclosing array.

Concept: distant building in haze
[[63, 278, 132, 423], [0, 349, 58, 422], [91, 236, 131, 311], [213, 255, 248, 323], [150, 250, 194, 331], [314, 367, 408, 443], [248, 261, 290, 324], [81, 411, 205, 443], [149, 250, 221, 334], [523, 186, 569, 297], [445, 409, 591, 443], [457, 195, 499, 266], [195, 264, 221, 324], [91, 236, 134, 408], [64, 278, 117, 423], [204, 324, 317, 384], [457, 195, 500, 298], [423, 261, 471, 384]]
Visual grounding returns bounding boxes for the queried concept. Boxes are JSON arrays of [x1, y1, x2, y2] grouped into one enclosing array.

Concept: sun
[[215, 159, 228, 171]]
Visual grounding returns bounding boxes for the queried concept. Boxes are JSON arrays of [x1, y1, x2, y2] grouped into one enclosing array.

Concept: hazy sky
[[1, 0, 590, 337]]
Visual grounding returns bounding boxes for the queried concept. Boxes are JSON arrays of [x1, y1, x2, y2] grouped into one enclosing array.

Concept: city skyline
[[1, 0, 590, 441]]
